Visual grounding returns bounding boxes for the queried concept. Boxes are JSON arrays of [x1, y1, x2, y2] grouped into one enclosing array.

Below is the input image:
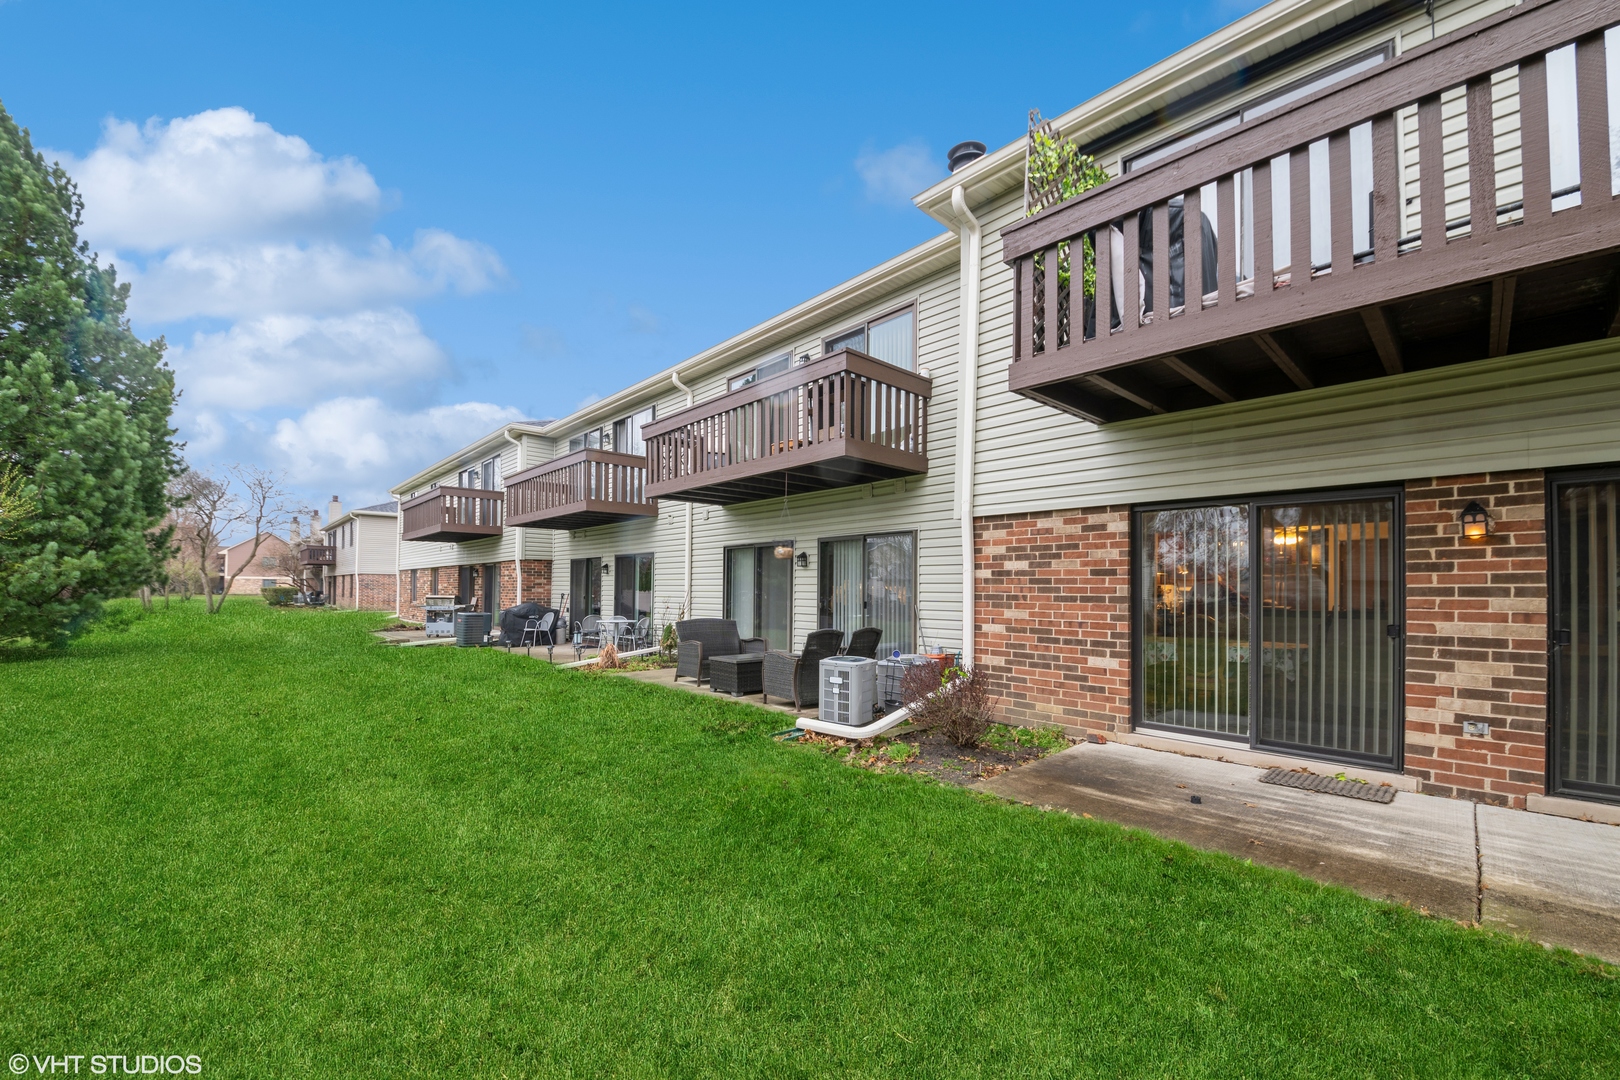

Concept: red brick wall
[[1404, 472, 1548, 807], [357, 573, 396, 611], [975, 506, 1132, 733], [498, 559, 553, 609], [975, 473, 1554, 808], [397, 560, 553, 623]]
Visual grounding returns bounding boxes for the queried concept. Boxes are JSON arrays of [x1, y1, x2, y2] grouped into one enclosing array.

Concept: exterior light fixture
[[1460, 501, 1492, 540], [795, 551, 809, 569], [600, 559, 612, 575]]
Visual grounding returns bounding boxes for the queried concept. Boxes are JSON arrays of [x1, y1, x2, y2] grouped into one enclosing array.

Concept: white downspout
[[392, 494, 403, 619], [670, 370, 695, 616], [504, 428, 525, 607], [952, 184, 982, 668]]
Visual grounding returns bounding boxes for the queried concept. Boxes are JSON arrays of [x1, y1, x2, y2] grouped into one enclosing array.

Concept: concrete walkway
[[981, 740, 1620, 962]]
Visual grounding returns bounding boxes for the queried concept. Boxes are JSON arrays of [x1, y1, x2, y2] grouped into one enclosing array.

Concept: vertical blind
[[1137, 497, 1399, 764], [1556, 481, 1620, 797], [1256, 500, 1397, 762]]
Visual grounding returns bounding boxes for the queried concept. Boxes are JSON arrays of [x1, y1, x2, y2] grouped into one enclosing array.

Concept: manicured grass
[[1, 601, 1614, 1077]]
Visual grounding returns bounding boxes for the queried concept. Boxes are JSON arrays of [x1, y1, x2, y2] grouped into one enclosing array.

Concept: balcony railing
[[643, 349, 930, 504], [504, 449, 657, 531], [400, 486, 504, 543], [1001, 0, 1620, 422], [299, 545, 335, 566]]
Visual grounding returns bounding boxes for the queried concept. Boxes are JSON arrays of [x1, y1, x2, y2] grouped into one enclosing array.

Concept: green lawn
[[1, 602, 1614, 1078]]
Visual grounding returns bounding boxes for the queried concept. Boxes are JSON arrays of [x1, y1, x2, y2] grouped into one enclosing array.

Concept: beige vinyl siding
[[396, 437, 547, 571], [333, 529, 357, 576], [542, 264, 965, 653], [356, 514, 398, 576]]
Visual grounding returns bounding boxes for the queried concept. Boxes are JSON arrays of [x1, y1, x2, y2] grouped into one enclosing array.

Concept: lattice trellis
[[1024, 110, 1064, 217]]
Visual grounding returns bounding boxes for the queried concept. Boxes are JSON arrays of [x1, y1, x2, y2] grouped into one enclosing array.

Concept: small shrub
[[599, 641, 621, 669], [261, 586, 297, 607], [903, 663, 997, 749], [659, 621, 678, 658]]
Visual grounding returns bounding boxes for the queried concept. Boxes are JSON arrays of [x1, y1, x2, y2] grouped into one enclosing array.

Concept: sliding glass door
[[570, 558, 602, 630], [1135, 491, 1401, 767], [1255, 499, 1399, 764], [1551, 473, 1620, 804], [819, 533, 916, 657], [614, 553, 654, 626], [725, 544, 791, 652], [1137, 505, 1250, 737]]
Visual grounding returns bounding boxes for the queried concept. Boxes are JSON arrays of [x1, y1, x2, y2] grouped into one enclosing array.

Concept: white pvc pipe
[[670, 370, 695, 617], [798, 702, 917, 740], [951, 185, 982, 667]]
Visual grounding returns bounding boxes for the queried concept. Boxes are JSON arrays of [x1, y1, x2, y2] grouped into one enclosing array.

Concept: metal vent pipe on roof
[[947, 141, 986, 172]]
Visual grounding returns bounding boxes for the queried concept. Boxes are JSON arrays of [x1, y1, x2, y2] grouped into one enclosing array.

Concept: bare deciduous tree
[[170, 465, 298, 613]]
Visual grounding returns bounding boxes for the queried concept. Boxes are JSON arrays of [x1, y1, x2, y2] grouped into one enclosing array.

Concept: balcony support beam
[[1086, 371, 1169, 415], [1489, 276, 1517, 358], [1360, 306, 1404, 374], [1162, 354, 1237, 403], [1254, 333, 1313, 389]]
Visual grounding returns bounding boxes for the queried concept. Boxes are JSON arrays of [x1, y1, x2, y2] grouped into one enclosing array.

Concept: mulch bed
[[797, 724, 1073, 786]]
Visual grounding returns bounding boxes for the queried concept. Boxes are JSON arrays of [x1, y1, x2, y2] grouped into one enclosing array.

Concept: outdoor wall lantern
[[795, 551, 809, 569], [600, 559, 612, 575], [1460, 501, 1492, 541]]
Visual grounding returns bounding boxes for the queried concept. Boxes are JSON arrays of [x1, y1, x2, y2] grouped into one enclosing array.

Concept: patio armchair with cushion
[[843, 626, 883, 659], [762, 628, 846, 711], [674, 618, 766, 684]]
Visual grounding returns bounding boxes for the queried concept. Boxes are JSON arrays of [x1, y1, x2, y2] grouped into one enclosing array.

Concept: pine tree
[[0, 99, 179, 643]]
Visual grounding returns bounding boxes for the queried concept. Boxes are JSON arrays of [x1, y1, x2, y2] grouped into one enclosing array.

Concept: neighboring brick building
[[398, 559, 552, 623], [218, 534, 293, 595]]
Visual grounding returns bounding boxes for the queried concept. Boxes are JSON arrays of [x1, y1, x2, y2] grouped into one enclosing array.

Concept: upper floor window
[[728, 352, 793, 391], [570, 407, 654, 454], [459, 455, 501, 490], [1122, 45, 1390, 174], [824, 305, 915, 371], [612, 407, 654, 456]]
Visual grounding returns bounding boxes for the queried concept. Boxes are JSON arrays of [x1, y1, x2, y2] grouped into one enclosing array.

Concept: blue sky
[[0, 0, 1262, 512]]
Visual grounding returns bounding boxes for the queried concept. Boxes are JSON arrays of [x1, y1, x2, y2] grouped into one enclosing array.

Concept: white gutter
[[394, 505, 403, 619], [670, 370, 695, 616], [952, 185, 982, 668]]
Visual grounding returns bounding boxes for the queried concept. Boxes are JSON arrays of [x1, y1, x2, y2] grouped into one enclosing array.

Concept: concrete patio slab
[[983, 741, 1481, 919], [611, 665, 817, 721], [981, 740, 1620, 961], [1478, 805, 1620, 961]]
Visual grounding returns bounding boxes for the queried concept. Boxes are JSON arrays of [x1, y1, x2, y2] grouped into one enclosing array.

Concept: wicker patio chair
[[762, 628, 846, 710], [674, 618, 766, 684], [843, 626, 883, 659]]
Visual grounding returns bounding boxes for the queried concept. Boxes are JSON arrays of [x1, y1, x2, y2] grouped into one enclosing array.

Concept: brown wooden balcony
[[1001, 0, 1620, 423], [299, 545, 335, 566], [643, 349, 930, 504], [400, 486, 504, 543], [504, 449, 657, 530]]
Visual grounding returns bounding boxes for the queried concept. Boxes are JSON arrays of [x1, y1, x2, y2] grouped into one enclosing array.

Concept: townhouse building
[[389, 0, 1620, 817], [306, 496, 400, 610]]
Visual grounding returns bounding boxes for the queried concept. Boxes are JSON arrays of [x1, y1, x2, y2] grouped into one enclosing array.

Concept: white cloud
[[53, 106, 523, 510], [126, 231, 504, 322], [269, 397, 528, 498], [170, 308, 448, 410], [855, 140, 941, 204], [60, 107, 382, 252]]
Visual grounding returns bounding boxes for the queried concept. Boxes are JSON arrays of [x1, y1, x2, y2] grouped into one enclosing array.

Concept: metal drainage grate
[[1259, 768, 1396, 804]]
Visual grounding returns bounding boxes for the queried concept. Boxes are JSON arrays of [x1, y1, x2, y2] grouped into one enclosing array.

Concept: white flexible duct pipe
[[670, 370, 695, 616], [952, 184, 982, 667]]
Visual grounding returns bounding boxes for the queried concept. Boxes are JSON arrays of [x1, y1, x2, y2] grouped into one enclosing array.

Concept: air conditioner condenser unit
[[819, 656, 878, 728]]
